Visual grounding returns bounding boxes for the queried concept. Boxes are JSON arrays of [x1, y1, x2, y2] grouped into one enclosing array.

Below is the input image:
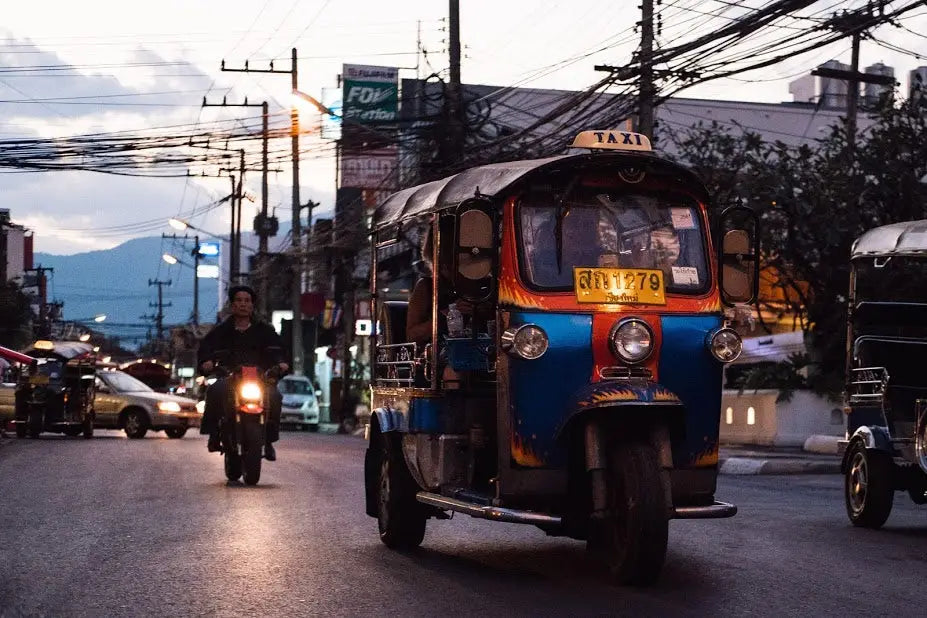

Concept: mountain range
[[35, 236, 221, 348]]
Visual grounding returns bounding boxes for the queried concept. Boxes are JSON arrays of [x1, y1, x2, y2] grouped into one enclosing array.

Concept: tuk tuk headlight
[[708, 327, 743, 363], [501, 324, 549, 360], [239, 381, 263, 401], [610, 318, 654, 364]]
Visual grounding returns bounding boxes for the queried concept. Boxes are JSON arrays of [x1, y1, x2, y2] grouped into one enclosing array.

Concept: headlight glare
[[501, 324, 549, 360], [708, 328, 743, 363], [610, 318, 654, 364], [158, 401, 182, 413], [239, 381, 263, 401]]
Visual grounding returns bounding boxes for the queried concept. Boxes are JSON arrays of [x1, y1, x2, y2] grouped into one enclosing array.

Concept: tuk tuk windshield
[[518, 190, 710, 293]]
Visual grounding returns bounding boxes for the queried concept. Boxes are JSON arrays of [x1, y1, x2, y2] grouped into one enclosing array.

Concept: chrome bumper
[[416, 492, 562, 527], [672, 501, 737, 519]]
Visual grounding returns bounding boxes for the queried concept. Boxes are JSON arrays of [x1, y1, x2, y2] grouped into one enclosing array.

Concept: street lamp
[[162, 247, 201, 326], [93, 314, 107, 323], [168, 217, 188, 231]]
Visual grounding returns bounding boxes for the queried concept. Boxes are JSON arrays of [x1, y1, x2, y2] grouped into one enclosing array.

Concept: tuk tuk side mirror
[[718, 206, 759, 306], [454, 197, 497, 303]]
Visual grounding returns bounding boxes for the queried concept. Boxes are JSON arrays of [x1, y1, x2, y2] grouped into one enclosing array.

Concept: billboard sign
[[198, 242, 220, 257], [341, 146, 399, 190], [196, 264, 220, 279], [341, 64, 398, 126]]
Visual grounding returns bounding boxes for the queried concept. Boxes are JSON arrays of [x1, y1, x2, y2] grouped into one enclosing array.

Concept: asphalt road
[[1, 431, 926, 617]]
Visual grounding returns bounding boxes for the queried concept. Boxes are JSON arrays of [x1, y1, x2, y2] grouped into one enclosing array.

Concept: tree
[[669, 94, 927, 397]]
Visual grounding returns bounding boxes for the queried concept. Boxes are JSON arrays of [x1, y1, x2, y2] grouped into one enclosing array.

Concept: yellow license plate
[[574, 268, 666, 305], [29, 374, 50, 385]]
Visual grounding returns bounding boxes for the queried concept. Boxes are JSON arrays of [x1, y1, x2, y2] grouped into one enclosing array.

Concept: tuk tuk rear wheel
[[28, 407, 43, 438], [845, 441, 894, 529], [377, 432, 426, 549], [591, 442, 668, 586]]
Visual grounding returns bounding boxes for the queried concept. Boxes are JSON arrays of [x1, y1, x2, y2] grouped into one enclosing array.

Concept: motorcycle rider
[[198, 285, 289, 461]]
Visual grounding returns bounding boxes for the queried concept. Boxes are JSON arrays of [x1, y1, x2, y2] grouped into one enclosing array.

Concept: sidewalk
[[719, 443, 842, 475]]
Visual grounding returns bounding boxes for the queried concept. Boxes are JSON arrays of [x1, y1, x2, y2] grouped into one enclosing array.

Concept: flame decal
[[693, 442, 719, 467], [498, 274, 544, 310], [577, 384, 681, 408], [511, 431, 545, 467]]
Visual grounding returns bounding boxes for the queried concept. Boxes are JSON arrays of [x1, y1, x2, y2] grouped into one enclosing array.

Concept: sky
[[2, 0, 926, 259]]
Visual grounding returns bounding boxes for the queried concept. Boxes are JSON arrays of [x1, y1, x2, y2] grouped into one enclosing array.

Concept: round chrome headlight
[[708, 327, 743, 363], [501, 324, 549, 360], [610, 318, 654, 364]]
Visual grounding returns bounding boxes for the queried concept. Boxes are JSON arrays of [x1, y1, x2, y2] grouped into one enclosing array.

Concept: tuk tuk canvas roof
[[374, 156, 567, 227], [852, 220, 927, 258], [373, 151, 710, 229]]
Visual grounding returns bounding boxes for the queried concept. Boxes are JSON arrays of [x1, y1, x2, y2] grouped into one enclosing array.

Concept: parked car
[[94, 370, 201, 439], [278, 375, 320, 431]]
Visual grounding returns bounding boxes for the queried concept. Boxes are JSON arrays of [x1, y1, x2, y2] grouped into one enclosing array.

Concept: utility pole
[[812, 4, 893, 157], [161, 233, 200, 325], [447, 0, 464, 163], [223, 48, 305, 375], [148, 278, 172, 342], [639, 0, 655, 140], [202, 97, 272, 310]]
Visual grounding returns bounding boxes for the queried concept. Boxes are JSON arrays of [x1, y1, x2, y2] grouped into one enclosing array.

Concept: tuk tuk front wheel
[[377, 432, 426, 549], [591, 442, 668, 586], [845, 441, 894, 529]]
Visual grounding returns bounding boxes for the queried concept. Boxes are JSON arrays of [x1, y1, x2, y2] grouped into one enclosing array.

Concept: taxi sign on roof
[[571, 130, 652, 152]]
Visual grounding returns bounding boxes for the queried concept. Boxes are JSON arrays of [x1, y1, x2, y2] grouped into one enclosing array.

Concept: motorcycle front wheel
[[241, 420, 263, 486], [224, 450, 242, 481]]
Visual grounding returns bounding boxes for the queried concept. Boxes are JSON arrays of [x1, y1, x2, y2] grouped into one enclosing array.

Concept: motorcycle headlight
[[158, 401, 181, 413], [610, 318, 654, 364], [501, 324, 549, 360], [239, 381, 263, 401], [707, 327, 743, 363]]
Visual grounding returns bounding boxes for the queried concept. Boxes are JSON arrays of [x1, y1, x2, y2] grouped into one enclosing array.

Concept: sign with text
[[341, 64, 398, 126], [340, 146, 399, 190]]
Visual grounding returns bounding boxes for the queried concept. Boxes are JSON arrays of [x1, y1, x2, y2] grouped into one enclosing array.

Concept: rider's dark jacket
[[197, 318, 286, 372]]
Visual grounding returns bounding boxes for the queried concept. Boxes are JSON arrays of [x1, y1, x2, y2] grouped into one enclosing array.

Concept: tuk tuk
[[11, 340, 96, 438], [842, 220, 927, 528], [364, 130, 759, 585]]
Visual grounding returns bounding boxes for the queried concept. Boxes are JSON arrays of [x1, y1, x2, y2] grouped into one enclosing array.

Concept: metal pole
[[260, 101, 270, 317], [290, 47, 305, 375], [847, 31, 861, 157], [229, 174, 237, 284], [193, 235, 200, 326], [639, 0, 655, 140], [448, 0, 463, 162]]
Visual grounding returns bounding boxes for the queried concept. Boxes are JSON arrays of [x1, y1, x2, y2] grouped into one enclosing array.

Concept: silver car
[[93, 370, 201, 439], [278, 375, 320, 431]]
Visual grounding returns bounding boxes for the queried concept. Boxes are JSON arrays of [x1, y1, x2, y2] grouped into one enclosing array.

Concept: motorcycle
[[214, 365, 280, 486]]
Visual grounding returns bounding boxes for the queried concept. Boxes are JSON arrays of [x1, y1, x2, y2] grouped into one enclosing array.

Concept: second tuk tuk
[[11, 340, 96, 438], [842, 220, 927, 527], [364, 130, 759, 585]]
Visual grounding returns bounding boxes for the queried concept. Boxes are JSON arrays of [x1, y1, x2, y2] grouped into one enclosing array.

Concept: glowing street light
[[168, 217, 188, 231], [162, 253, 179, 265], [93, 314, 107, 323]]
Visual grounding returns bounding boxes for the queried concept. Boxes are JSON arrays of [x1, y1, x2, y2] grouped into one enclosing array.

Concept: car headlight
[[609, 318, 654, 364], [707, 327, 743, 363], [158, 401, 182, 413], [239, 381, 263, 401], [501, 324, 549, 360]]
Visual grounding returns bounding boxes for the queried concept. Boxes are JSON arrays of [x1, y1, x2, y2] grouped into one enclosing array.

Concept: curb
[[719, 457, 841, 475]]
